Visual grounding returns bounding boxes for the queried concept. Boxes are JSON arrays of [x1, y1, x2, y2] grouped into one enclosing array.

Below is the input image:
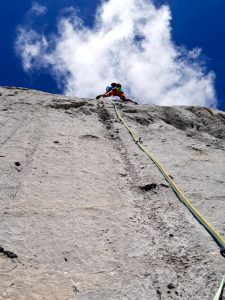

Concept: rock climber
[[96, 83, 138, 104]]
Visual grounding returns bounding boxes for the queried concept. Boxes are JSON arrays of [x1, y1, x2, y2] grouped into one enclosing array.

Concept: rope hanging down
[[213, 275, 225, 300], [113, 103, 225, 257]]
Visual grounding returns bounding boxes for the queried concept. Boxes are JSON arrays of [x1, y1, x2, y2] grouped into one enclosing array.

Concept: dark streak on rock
[[49, 100, 86, 110], [167, 283, 175, 290], [80, 134, 99, 140], [140, 183, 158, 191], [3, 250, 18, 259], [73, 285, 79, 293]]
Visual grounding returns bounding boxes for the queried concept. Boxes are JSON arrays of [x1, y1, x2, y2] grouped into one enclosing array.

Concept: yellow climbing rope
[[213, 275, 225, 300], [113, 103, 225, 299], [113, 103, 225, 255]]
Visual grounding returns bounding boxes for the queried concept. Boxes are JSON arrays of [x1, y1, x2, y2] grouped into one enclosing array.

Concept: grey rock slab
[[0, 88, 224, 299]]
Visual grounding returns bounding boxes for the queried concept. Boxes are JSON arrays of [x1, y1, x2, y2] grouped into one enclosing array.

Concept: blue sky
[[0, 0, 225, 110], [0, 0, 97, 94]]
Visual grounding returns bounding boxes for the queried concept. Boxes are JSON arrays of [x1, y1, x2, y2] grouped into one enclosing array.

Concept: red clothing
[[105, 89, 126, 100]]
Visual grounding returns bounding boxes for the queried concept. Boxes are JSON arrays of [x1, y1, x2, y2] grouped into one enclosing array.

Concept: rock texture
[[0, 86, 225, 299]]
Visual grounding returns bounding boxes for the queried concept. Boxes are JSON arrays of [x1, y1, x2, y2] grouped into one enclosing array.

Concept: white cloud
[[30, 2, 47, 16], [15, 28, 48, 71], [15, 0, 217, 107]]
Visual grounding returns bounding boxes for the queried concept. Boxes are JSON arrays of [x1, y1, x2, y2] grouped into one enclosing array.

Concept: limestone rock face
[[0, 86, 225, 299]]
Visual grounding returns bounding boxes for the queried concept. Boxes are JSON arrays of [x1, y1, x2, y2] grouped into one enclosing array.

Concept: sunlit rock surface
[[0, 86, 225, 299]]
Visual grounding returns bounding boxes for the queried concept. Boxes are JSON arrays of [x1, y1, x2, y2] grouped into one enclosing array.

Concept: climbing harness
[[213, 275, 225, 300], [113, 103, 225, 255]]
